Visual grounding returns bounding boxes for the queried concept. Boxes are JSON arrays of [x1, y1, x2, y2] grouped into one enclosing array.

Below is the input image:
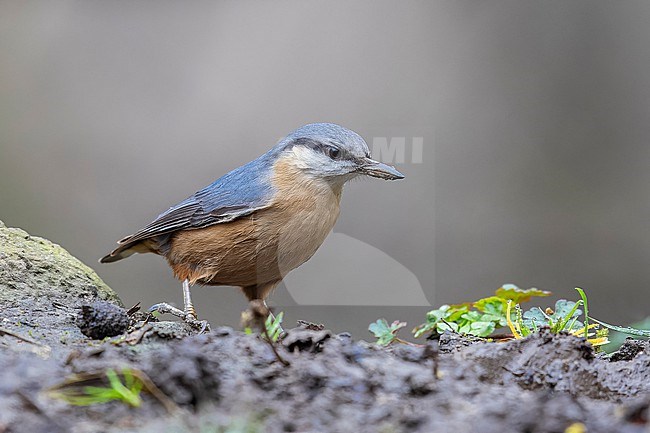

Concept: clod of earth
[[0, 221, 649, 433], [77, 301, 129, 340]]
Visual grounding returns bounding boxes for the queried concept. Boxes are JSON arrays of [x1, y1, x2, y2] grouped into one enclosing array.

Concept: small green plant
[[51, 368, 143, 407], [264, 312, 284, 342], [505, 288, 609, 346], [506, 287, 609, 346], [413, 285, 551, 338], [368, 319, 424, 347], [381, 285, 644, 352], [518, 299, 584, 335], [412, 285, 615, 347], [369, 319, 408, 346]]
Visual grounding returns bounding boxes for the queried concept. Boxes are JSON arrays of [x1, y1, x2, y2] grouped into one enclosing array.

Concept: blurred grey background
[[1, 1, 648, 338]]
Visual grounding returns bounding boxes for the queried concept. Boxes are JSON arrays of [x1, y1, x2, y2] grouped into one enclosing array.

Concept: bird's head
[[274, 123, 404, 187]]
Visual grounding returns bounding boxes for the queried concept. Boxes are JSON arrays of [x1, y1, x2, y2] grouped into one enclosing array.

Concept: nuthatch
[[101, 123, 404, 328]]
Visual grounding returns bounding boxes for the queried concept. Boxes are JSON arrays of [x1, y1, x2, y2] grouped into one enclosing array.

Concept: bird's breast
[[166, 156, 343, 287], [266, 156, 343, 276]]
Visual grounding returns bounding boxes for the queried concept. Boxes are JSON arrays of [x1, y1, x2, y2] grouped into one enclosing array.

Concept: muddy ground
[[1, 221, 649, 433], [2, 312, 650, 433]]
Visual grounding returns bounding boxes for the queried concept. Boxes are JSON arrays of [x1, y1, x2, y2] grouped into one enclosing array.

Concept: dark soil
[[1, 318, 649, 433], [1, 222, 649, 432]]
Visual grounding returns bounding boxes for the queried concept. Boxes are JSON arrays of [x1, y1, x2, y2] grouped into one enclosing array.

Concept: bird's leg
[[148, 279, 210, 333], [182, 279, 197, 319]]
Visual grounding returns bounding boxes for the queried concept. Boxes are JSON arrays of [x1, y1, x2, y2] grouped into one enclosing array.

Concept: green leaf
[[522, 307, 548, 329], [445, 304, 471, 321], [412, 322, 436, 338], [467, 321, 496, 337], [369, 319, 407, 346], [553, 300, 581, 320], [460, 311, 482, 322], [473, 296, 505, 312], [458, 322, 472, 334], [414, 305, 459, 338], [555, 300, 583, 332], [575, 287, 590, 339], [425, 305, 452, 322], [436, 321, 459, 333], [495, 284, 552, 304], [264, 312, 285, 342], [369, 319, 389, 334]]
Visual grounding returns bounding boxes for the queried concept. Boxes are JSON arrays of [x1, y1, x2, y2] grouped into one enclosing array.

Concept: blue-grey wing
[[117, 157, 275, 246]]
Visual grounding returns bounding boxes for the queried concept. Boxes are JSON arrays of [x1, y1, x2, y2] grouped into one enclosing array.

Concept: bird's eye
[[326, 146, 340, 159]]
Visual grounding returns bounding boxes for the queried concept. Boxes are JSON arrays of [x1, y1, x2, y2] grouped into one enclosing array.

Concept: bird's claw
[[148, 302, 185, 317], [148, 302, 211, 334]]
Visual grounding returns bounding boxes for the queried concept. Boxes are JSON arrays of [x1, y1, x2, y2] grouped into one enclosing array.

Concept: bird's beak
[[357, 158, 405, 180]]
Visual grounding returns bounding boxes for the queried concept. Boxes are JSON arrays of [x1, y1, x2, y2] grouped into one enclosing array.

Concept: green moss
[[0, 220, 122, 305]]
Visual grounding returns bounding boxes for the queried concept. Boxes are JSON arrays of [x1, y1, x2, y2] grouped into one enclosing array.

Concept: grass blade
[[589, 317, 650, 338], [575, 288, 589, 339]]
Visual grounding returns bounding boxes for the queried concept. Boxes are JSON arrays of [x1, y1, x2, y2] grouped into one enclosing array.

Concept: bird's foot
[[148, 302, 211, 333]]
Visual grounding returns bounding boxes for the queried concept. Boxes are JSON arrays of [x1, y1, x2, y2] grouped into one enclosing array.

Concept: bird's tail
[[99, 239, 148, 263], [100, 246, 133, 263]]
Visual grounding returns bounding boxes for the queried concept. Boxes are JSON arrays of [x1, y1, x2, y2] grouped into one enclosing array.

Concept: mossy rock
[[0, 220, 121, 305], [0, 220, 123, 354]]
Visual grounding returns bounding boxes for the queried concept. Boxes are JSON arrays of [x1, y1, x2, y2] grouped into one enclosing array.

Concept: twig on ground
[[0, 327, 42, 346]]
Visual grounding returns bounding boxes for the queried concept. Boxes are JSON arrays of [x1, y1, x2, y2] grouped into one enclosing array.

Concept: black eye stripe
[[291, 137, 322, 152], [290, 137, 353, 160]]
